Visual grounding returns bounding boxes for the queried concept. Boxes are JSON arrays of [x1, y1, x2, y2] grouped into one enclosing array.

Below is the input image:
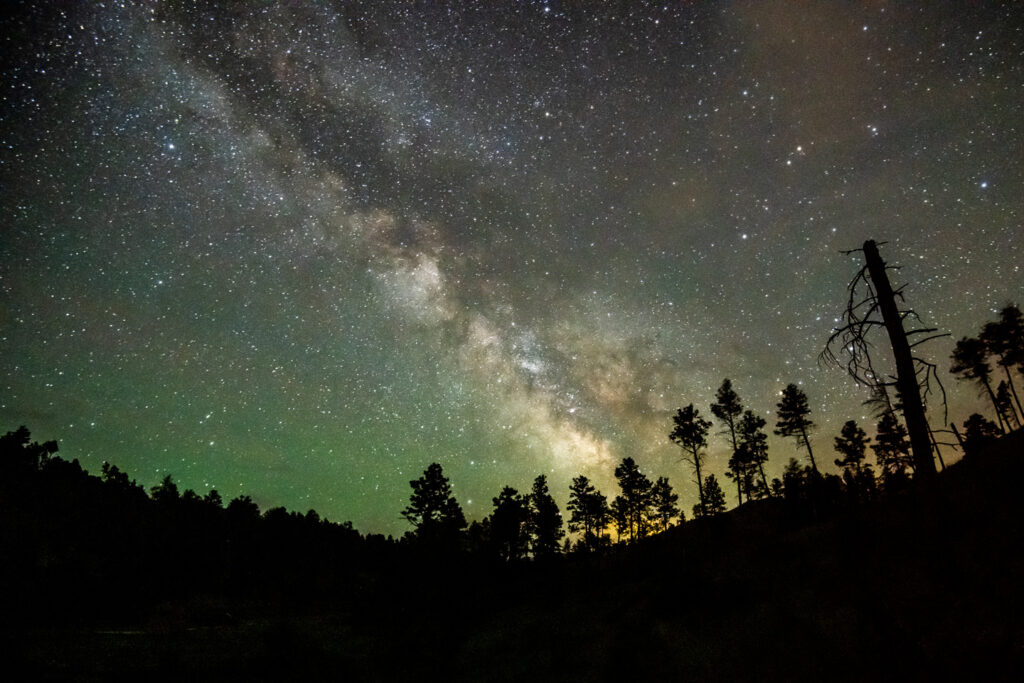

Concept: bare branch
[[822, 243, 949, 431], [909, 333, 950, 349]]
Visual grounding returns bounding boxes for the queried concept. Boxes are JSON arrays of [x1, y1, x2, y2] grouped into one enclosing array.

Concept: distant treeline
[[0, 405, 1005, 627], [1, 305, 1019, 625], [0, 426, 392, 624]]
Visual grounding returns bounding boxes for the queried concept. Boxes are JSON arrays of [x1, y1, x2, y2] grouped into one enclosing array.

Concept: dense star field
[[2, 1, 1022, 535]]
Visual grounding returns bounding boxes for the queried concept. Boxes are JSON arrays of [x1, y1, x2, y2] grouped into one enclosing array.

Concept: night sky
[[2, 1, 1022, 535]]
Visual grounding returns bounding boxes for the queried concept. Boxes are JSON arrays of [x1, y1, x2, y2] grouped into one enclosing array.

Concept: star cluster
[[2, 1, 1022, 534]]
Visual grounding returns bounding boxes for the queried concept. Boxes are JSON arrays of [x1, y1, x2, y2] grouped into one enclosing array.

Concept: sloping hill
[[8, 432, 1024, 681], [455, 431, 1024, 681]]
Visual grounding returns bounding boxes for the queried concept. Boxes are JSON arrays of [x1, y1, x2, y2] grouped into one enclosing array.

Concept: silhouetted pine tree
[[834, 420, 870, 474], [528, 474, 563, 558], [698, 474, 727, 516], [204, 489, 223, 508], [980, 304, 1024, 418], [994, 381, 1020, 431], [951, 336, 1006, 433], [610, 496, 628, 543], [738, 410, 771, 496], [962, 413, 1001, 457], [712, 379, 745, 504], [834, 420, 876, 503], [150, 474, 180, 505], [0, 425, 58, 477], [227, 494, 260, 521], [774, 384, 818, 473], [670, 404, 712, 516], [782, 458, 806, 502], [726, 446, 757, 505], [872, 412, 913, 488], [401, 463, 467, 548], [650, 476, 681, 531], [566, 475, 609, 552], [489, 486, 529, 562], [613, 457, 654, 542]]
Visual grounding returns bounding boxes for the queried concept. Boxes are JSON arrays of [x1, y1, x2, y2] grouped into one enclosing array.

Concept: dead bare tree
[[820, 240, 948, 480]]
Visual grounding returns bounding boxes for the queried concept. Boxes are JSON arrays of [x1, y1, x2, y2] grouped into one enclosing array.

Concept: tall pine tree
[[566, 475, 609, 552], [774, 384, 818, 473], [738, 410, 771, 496], [833, 420, 870, 474], [489, 486, 529, 562], [872, 412, 913, 487], [980, 304, 1024, 419], [651, 476, 681, 531], [613, 457, 654, 542], [951, 336, 1005, 433], [670, 404, 712, 516], [402, 463, 467, 547], [528, 474, 564, 558]]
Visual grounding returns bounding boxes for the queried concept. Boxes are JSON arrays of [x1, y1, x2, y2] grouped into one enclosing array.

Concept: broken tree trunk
[[863, 240, 937, 479]]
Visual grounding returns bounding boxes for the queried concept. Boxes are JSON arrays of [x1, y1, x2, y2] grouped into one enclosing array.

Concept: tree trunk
[[800, 426, 818, 473], [863, 240, 936, 479], [692, 447, 706, 516], [927, 423, 945, 471], [1004, 365, 1024, 421], [982, 377, 1007, 434], [729, 426, 740, 505]]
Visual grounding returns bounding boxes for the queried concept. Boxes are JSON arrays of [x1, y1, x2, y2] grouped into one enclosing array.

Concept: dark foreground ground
[[7, 432, 1024, 681]]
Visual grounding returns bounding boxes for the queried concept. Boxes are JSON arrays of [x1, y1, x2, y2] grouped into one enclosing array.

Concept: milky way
[[2, 1, 1022, 534]]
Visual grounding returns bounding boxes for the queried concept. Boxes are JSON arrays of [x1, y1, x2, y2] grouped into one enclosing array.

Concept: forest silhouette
[[3, 259, 1023, 679]]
